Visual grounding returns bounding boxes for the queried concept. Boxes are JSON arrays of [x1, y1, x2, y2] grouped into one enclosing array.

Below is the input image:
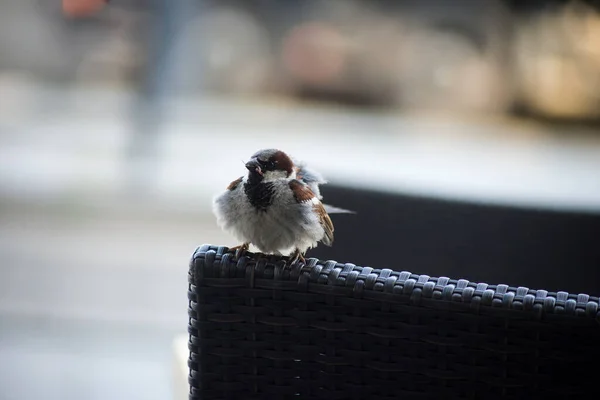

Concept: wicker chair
[[187, 245, 600, 400]]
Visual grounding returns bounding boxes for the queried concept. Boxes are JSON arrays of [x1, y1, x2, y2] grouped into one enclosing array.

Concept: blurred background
[[1, 0, 600, 399]]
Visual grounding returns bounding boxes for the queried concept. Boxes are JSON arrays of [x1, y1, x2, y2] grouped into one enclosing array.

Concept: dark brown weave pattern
[[188, 245, 600, 400]]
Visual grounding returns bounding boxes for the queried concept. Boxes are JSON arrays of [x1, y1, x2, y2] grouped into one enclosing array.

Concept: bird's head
[[245, 149, 295, 183]]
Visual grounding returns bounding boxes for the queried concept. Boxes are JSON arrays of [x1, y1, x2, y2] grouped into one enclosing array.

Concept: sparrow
[[212, 148, 352, 263]]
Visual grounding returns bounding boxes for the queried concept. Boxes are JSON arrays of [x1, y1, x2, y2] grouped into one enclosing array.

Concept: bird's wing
[[295, 161, 356, 214], [288, 179, 334, 246], [294, 161, 326, 199]]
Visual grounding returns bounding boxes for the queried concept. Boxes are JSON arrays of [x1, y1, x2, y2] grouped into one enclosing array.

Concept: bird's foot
[[288, 248, 306, 266], [229, 243, 250, 260]]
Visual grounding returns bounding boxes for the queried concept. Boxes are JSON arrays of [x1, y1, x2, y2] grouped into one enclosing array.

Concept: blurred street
[[2, 84, 600, 214]]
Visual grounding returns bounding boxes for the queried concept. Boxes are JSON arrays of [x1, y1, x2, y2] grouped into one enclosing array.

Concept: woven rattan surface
[[188, 245, 600, 400]]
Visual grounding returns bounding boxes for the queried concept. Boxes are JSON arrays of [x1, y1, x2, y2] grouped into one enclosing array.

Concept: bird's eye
[[257, 158, 277, 170], [260, 159, 276, 169]]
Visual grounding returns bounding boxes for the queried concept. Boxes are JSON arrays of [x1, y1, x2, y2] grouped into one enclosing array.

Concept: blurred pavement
[[0, 198, 232, 400]]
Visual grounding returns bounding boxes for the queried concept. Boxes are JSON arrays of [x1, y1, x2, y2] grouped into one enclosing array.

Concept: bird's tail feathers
[[323, 203, 356, 214]]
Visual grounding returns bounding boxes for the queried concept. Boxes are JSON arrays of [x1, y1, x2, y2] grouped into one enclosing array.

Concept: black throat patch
[[244, 181, 275, 211]]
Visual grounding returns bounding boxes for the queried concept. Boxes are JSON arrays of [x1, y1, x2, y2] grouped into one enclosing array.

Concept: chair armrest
[[187, 244, 600, 400]]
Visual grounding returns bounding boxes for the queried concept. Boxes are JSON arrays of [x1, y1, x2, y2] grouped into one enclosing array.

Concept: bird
[[212, 148, 352, 264]]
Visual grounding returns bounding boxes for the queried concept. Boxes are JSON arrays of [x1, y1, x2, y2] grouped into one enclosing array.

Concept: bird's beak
[[245, 158, 263, 176]]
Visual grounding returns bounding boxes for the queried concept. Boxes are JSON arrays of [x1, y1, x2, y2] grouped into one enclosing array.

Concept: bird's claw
[[288, 249, 306, 266], [229, 243, 250, 260]]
